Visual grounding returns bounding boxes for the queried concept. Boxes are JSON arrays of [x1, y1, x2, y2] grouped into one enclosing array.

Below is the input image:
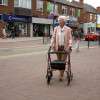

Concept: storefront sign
[[8, 16, 26, 21], [32, 17, 53, 24], [3, 14, 31, 23]]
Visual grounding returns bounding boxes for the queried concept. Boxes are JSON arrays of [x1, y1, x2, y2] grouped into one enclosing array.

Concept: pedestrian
[[2, 26, 7, 39], [21, 28, 24, 37], [99, 32, 100, 46], [11, 26, 15, 39], [75, 37, 80, 52], [50, 15, 73, 81], [74, 30, 80, 52]]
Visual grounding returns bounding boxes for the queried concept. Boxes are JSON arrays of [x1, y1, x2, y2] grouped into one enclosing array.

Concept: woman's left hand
[[65, 46, 72, 53]]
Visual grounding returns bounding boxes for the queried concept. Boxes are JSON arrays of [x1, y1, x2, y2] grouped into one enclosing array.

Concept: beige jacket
[[50, 25, 72, 51]]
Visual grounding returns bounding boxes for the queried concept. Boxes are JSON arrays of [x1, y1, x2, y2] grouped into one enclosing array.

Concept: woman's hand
[[65, 46, 72, 53], [69, 46, 72, 52]]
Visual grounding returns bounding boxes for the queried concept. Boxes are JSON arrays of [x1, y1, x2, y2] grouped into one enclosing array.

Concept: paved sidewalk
[[0, 37, 43, 43], [0, 46, 100, 100]]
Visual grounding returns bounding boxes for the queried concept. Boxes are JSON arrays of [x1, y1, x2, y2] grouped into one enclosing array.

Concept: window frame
[[0, 0, 8, 6], [36, 0, 43, 12], [14, 0, 32, 9], [62, 5, 67, 15]]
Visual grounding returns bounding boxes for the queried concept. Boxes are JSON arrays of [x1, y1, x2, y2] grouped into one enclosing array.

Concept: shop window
[[55, 4, 58, 14], [47, 1, 58, 14], [72, 8, 75, 16], [36, 0, 43, 12], [0, 14, 2, 20], [47, 2, 53, 13], [14, 0, 31, 9], [75, 9, 80, 17], [62, 5, 67, 15], [90, 14, 92, 21], [0, 0, 8, 5]]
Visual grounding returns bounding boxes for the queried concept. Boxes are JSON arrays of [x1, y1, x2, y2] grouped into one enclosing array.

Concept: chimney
[[80, 0, 84, 5]]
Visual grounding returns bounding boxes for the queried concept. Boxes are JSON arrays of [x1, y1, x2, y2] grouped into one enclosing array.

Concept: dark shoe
[[59, 78, 63, 82]]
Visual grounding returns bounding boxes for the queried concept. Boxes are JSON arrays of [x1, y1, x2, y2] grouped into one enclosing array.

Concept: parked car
[[85, 33, 99, 41]]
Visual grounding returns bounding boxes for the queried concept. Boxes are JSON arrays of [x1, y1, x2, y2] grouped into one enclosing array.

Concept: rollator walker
[[46, 46, 73, 86]]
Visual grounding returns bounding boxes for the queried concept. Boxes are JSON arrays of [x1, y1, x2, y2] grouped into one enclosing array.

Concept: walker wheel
[[46, 70, 52, 85], [67, 71, 70, 86]]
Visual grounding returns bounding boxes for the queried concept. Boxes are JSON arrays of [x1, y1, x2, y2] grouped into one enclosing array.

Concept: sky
[[69, 0, 100, 8]]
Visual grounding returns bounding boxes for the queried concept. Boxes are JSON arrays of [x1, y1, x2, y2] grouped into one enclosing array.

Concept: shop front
[[83, 22, 96, 34], [32, 17, 53, 37], [2, 14, 32, 37], [96, 14, 100, 33]]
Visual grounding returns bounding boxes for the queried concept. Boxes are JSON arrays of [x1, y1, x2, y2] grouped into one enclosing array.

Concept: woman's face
[[59, 19, 65, 27]]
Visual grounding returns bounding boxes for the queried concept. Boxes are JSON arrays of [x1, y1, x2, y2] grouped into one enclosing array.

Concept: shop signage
[[32, 17, 53, 24], [3, 14, 31, 23], [8, 16, 26, 22]]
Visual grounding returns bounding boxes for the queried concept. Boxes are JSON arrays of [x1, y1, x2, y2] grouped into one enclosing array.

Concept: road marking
[[0, 45, 98, 59], [0, 44, 46, 50], [0, 51, 47, 59]]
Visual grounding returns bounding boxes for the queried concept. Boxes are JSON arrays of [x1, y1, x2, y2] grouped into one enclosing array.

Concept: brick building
[[32, 0, 96, 36], [32, 0, 82, 37], [0, 0, 14, 38], [80, 3, 96, 34], [96, 7, 100, 33], [72, 0, 96, 34], [0, 0, 97, 38], [0, 0, 32, 38]]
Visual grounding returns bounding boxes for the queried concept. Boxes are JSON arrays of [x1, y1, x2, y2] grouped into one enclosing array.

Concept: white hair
[[58, 15, 67, 22]]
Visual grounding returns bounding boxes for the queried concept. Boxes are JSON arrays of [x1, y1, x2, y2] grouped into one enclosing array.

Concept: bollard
[[99, 34, 100, 46], [88, 39, 90, 48]]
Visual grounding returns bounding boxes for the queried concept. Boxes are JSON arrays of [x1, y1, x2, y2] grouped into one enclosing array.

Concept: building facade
[[0, 0, 14, 37], [78, 0, 96, 34], [0, 0, 97, 38], [0, 0, 32, 38], [11, 0, 32, 37], [32, 0, 82, 37], [96, 7, 100, 33]]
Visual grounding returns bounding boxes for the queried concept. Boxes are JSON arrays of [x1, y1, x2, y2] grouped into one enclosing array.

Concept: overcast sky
[[70, 0, 100, 8]]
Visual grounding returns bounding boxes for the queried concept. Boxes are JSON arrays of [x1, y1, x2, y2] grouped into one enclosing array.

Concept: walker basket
[[50, 60, 66, 70]]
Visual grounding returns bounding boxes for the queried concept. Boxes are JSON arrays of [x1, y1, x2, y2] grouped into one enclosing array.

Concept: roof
[[54, 0, 71, 5], [51, 0, 82, 8], [71, 1, 83, 8], [51, 0, 96, 13], [84, 4, 96, 13]]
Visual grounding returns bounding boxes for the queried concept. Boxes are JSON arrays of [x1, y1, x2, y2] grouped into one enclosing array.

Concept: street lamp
[[53, 0, 55, 29]]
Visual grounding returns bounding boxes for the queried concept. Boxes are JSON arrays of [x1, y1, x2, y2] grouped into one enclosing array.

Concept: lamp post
[[98, 33, 100, 46], [53, 0, 55, 29]]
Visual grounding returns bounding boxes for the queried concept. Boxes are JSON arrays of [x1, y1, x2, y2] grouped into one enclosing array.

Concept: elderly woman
[[50, 15, 73, 81]]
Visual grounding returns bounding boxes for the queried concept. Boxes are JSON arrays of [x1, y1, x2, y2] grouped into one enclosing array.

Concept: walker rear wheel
[[46, 70, 52, 85], [66, 71, 73, 86]]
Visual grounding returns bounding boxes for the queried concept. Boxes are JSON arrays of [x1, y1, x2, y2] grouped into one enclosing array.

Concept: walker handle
[[48, 46, 51, 53]]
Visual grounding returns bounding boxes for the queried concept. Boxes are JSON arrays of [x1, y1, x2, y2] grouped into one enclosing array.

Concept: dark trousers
[[57, 45, 66, 61], [57, 45, 66, 79], [11, 31, 15, 39]]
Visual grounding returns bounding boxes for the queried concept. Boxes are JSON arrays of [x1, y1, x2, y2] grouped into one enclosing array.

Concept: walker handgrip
[[69, 47, 72, 51], [48, 46, 51, 53], [49, 51, 67, 54]]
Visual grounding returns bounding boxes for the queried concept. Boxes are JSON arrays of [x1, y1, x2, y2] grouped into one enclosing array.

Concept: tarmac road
[[0, 42, 100, 100]]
